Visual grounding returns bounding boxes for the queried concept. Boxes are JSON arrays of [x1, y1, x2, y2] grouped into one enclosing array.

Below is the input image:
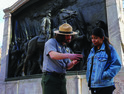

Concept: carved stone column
[[0, 10, 11, 81], [106, 0, 124, 65], [106, 0, 124, 94], [0, 11, 11, 80]]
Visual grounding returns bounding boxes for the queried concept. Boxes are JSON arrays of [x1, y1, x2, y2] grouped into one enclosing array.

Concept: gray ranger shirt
[[42, 38, 71, 73]]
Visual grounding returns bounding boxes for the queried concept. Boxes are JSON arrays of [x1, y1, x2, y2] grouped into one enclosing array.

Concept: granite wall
[[0, 0, 124, 94]]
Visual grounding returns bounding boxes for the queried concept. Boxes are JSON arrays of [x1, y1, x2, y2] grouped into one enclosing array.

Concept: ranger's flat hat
[[54, 23, 77, 35]]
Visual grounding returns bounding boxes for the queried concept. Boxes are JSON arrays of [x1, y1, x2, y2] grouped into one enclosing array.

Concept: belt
[[43, 72, 65, 78]]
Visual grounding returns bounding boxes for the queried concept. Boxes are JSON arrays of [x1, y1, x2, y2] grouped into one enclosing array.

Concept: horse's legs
[[22, 62, 26, 76], [22, 56, 28, 76], [38, 54, 43, 70]]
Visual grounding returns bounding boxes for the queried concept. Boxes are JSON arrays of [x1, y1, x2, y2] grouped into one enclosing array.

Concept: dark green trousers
[[41, 74, 67, 94]]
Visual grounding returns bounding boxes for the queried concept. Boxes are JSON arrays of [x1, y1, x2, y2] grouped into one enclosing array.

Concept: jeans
[[90, 86, 115, 94]]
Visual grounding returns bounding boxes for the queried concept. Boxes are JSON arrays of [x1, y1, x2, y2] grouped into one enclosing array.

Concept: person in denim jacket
[[86, 27, 122, 94]]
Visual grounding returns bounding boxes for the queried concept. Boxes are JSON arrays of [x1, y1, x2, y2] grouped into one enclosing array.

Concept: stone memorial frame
[[0, 0, 124, 94], [3, 0, 110, 77]]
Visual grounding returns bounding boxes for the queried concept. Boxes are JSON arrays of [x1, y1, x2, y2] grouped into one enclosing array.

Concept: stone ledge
[[5, 70, 86, 81]]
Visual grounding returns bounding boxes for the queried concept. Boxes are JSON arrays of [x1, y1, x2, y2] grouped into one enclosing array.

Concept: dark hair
[[92, 27, 111, 60], [55, 34, 65, 44], [55, 34, 74, 45]]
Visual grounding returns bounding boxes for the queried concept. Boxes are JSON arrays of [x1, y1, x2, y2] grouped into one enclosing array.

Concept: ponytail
[[104, 37, 111, 60]]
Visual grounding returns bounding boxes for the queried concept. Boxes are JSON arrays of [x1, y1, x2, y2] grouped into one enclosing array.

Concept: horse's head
[[58, 9, 77, 24]]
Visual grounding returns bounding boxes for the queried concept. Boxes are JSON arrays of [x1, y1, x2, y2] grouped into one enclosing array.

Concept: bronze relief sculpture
[[8, 0, 107, 77]]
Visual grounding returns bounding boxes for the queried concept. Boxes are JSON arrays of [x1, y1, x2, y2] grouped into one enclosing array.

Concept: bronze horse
[[22, 11, 51, 76]]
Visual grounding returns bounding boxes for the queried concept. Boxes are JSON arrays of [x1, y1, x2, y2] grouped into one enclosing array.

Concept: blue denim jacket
[[86, 43, 122, 88]]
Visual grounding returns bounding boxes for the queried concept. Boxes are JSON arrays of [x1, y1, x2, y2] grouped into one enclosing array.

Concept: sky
[[0, 0, 18, 47]]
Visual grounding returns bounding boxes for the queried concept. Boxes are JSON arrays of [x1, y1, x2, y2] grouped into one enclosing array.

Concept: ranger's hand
[[68, 54, 83, 60]]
